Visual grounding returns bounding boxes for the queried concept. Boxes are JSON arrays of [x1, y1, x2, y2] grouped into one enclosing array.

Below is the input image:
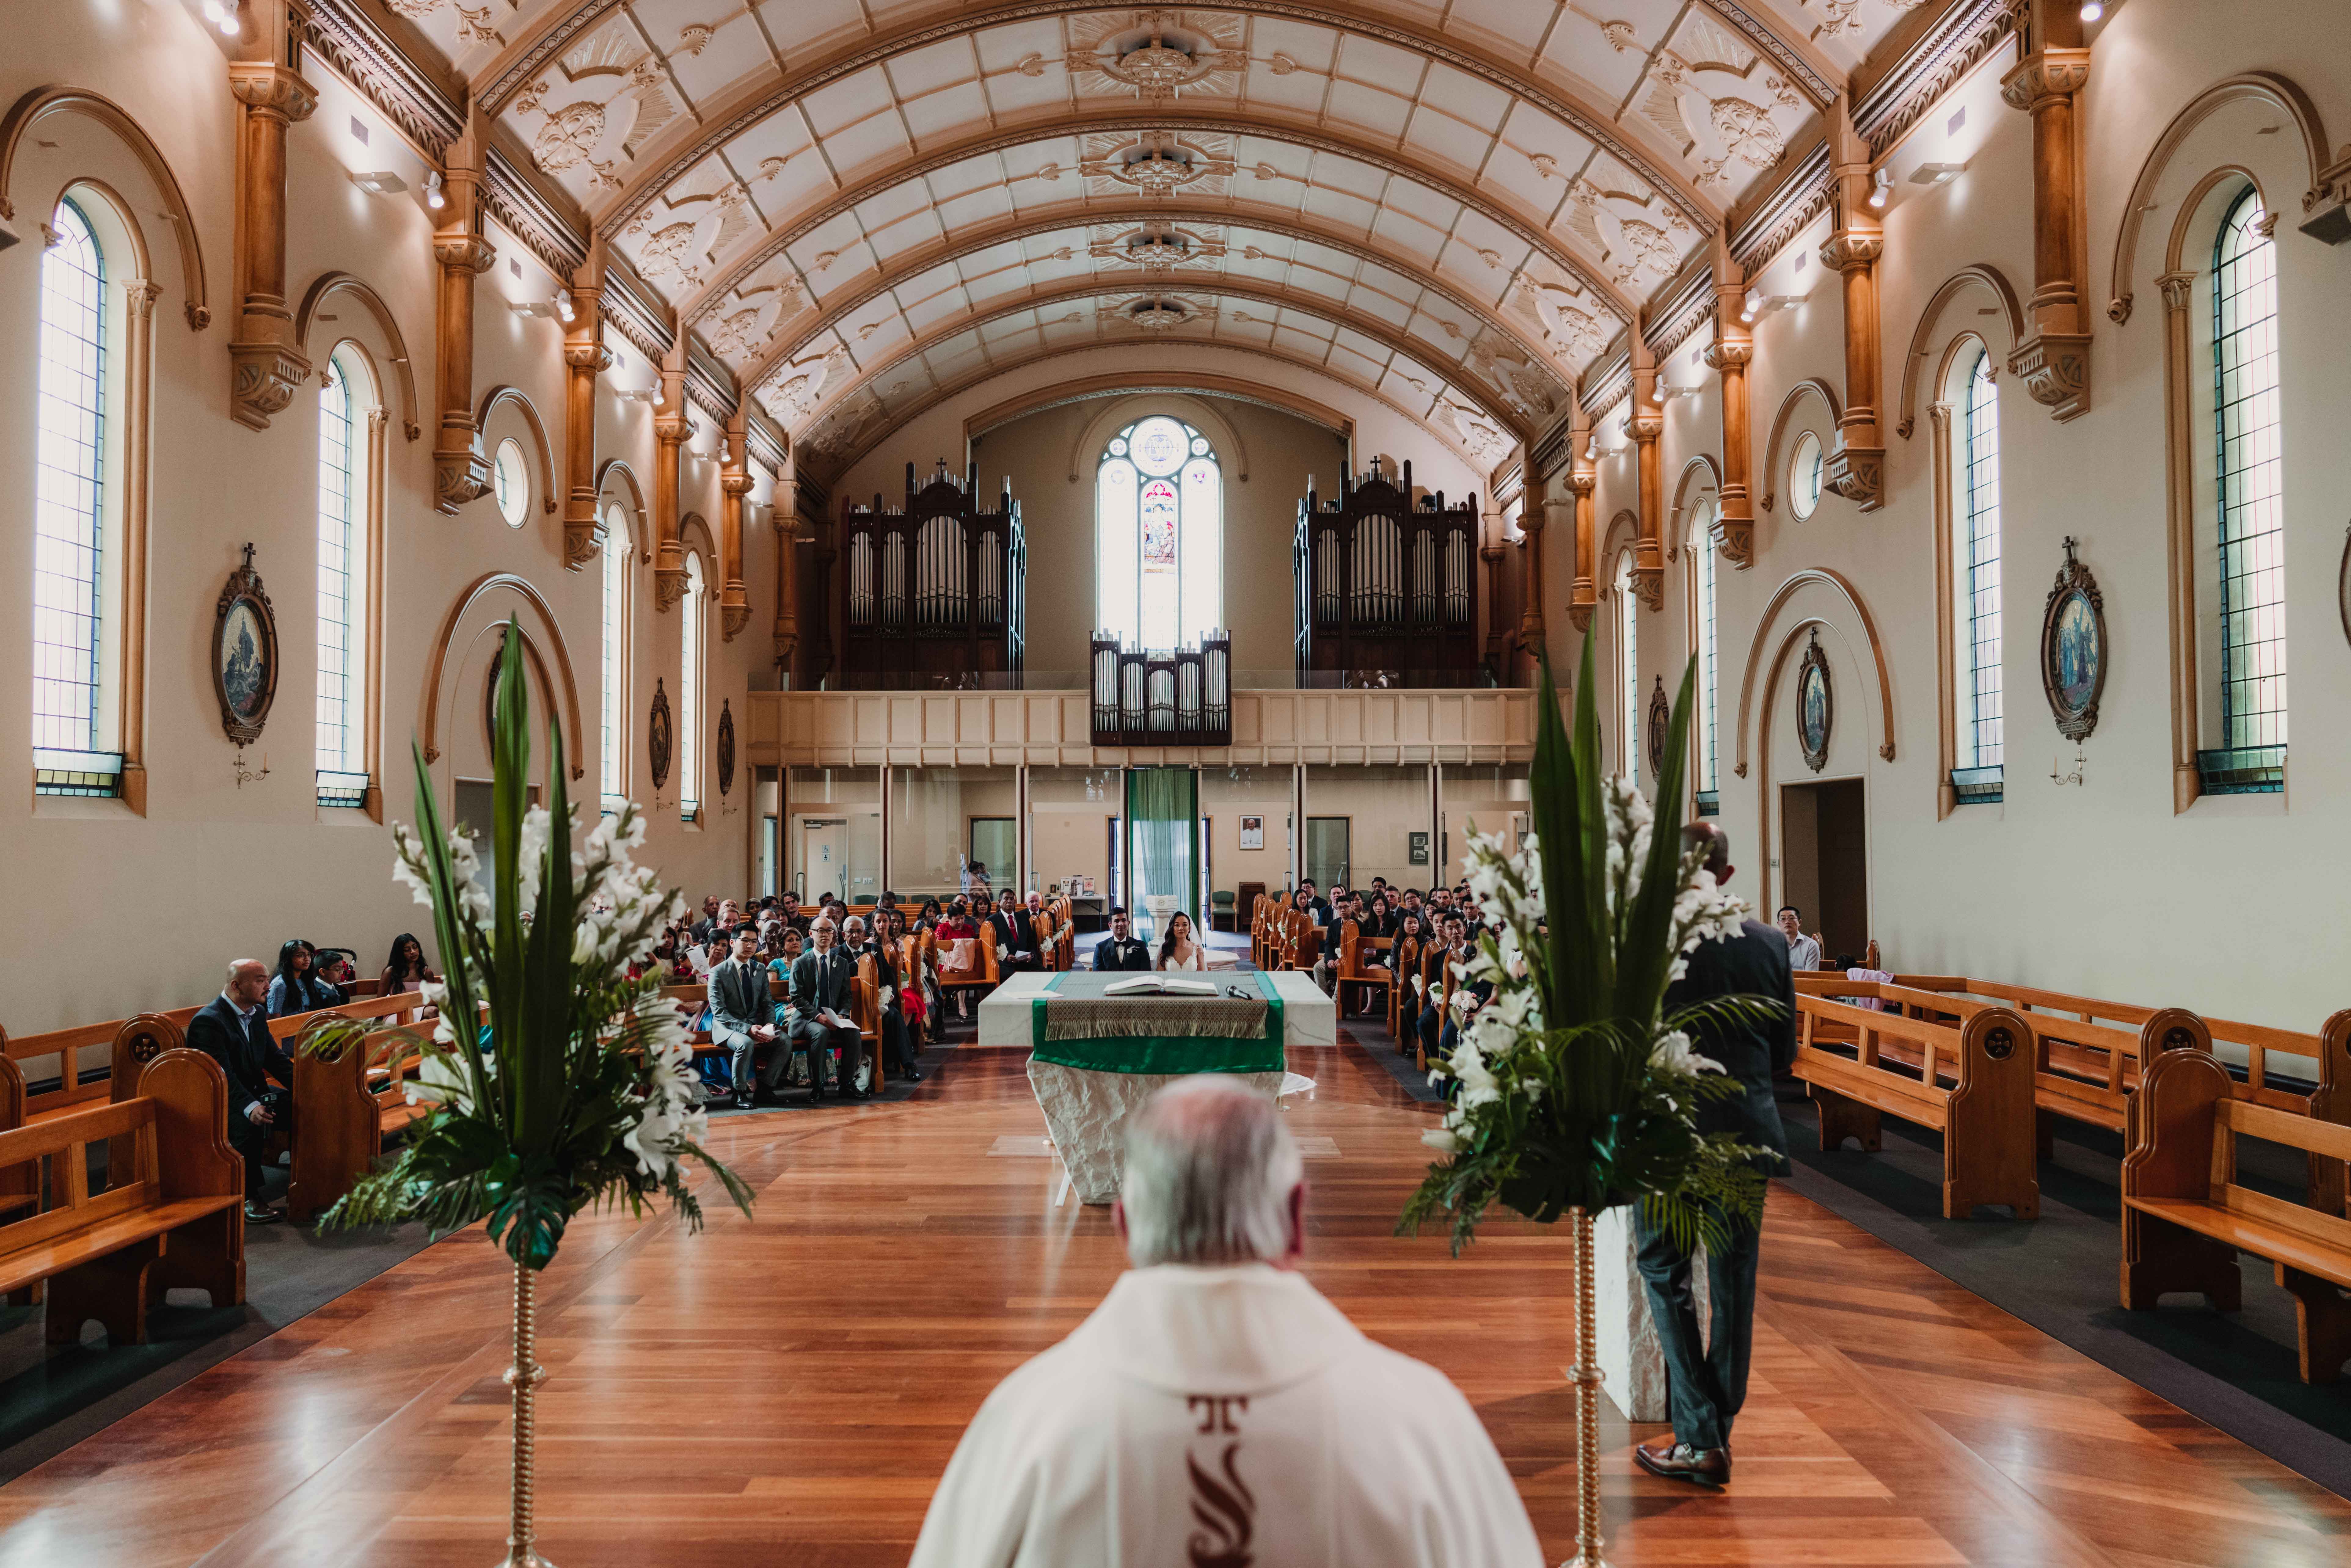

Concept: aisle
[[0, 1040, 2343, 1566]]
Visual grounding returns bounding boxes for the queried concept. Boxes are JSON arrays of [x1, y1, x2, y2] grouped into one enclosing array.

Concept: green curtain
[[1126, 767, 1198, 943]]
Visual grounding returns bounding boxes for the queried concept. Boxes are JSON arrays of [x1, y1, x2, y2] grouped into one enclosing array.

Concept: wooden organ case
[[1293, 458, 1482, 686], [838, 462, 1025, 686]]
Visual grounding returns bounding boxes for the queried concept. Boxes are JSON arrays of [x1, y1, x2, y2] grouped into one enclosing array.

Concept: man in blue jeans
[[1633, 822, 1795, 1488]]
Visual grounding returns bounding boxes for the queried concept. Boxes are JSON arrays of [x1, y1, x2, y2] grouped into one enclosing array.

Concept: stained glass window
[[33, 197, 117, 794], [2205, 187, 2287, 793], [1097, 415, 1221, 647]]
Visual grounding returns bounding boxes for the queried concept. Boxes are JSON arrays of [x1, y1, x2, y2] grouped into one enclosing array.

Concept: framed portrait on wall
[[1645, 675, 1669, 777], [212, 545, 278, 746], [716, 700, 736, 797], [2337, 525, 2349, 654], [1239, 814, 1264, 850], [648, 679, 674, 792], [1797, 630, 1832, 773], [2039, 538, 2106, 743]]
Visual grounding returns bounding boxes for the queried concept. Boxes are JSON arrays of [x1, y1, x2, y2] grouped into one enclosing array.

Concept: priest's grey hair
[[1120, 1077, 1303, 1267]]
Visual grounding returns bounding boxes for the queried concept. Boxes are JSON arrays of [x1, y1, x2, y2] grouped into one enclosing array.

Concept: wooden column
[[1568, 401, 1597, 633], [1518, 496, 1547, 650], [1480, 538, 1507, 673], [2002, 0, 2094, 421], [1630, 335, 1664, 610], [1820, 97, 1886, 513], [719, 412, 752, 641], [430, 110, 495, 514], [561, 246, 610, 569], [1704, 237, 1755, 567], [652, 363, 691, 611], [225, 56, 316, 429], [773, 463, 801, 686]]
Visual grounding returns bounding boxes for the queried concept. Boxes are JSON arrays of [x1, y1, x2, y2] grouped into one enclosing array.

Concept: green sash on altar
[[1030, 971, 1285, 1074]]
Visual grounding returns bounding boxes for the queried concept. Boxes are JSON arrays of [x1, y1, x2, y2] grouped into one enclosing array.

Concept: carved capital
[[1631, 565, 1663, 612], [1630, 412, 1663, 442], [773, 629, 798, 665], [720, 601, 752, 641], [1567, 594, 1594, 634], [1715, 515, 1754, 569], [226, 62, 318, 122], [1565, 471, 1595, 497], [1823, 443, 1884, 512], [122, 279, 162, 321], [563, 342, 614, 373], [1701, 339, 1754, 371], [227, 340, 312, 430], [2157, 271, 2196, 313], [2001, 49, 2091, 114], [2007, 330, 2092, 422], [433, 235, 497, 275], [565, 518, 602, 569], [721, 470, 755, 499], [654, 412, 693, 447], [653, 565, 688, 612], [1819, 230, 1884, 272], [434, 446, 493, 514], [1926, 400, 1955, 437]]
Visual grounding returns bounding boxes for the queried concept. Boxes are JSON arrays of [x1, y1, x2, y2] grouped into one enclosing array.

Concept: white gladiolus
[[1421, 1127, 1461, 1153], [516, 805, 551, 913], [1649, 1030, 1725, 1078]]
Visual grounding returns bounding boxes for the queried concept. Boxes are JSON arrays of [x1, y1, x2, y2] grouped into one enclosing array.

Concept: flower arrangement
[[1399, 637, 1772, 1258], [312, 621, 750, 1268]]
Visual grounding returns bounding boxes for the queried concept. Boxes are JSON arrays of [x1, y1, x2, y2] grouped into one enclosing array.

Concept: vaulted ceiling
[[381, 0, 1926, 472]]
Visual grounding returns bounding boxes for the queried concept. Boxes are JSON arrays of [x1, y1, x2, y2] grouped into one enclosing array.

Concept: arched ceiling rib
[[781, 279, 1530, 472], [727, 206, 1575, 422]]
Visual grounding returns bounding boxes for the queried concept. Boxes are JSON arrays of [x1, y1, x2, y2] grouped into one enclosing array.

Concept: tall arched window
[[1096, 415, 1222, 648], [32, 197, 122, 796], [1615, 553, 1638, 785], [315, 346, 374, 808], [679, 552, 706, 819], [1956, 346, 2003, 783], [2204, 187, 2287, 793], [1688, 502, 1719, 805], [600, 504, 630, 812]]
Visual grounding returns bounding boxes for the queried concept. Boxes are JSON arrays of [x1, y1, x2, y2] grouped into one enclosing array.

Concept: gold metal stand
[[1564, 1205, 1611, 1568], [498, 1260, 555, 1567]]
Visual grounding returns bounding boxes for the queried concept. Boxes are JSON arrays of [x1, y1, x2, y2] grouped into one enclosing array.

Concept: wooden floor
[[1, 1037, 2346, 1567]]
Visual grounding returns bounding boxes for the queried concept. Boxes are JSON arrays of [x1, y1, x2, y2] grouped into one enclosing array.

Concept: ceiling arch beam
[[820, 340, 1481, 482], [734, 204, 1567, 410], [497, 2, 1723, 235], [651, 110, 1651, 354], [785, 277, 1533, 457]]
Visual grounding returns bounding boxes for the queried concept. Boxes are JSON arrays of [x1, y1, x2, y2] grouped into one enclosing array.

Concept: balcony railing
[[1090, 633, 1231, 747]]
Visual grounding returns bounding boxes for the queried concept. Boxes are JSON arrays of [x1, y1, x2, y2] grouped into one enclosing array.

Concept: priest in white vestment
[[909, 1075, 1543, 1567]]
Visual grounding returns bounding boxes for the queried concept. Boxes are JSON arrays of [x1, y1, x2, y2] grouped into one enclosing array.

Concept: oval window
[[1788, 430, 1824, 521], [494, 438, 528, 528]]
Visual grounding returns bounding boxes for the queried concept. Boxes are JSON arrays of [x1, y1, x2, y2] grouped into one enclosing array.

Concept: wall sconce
[[616, 386, 659, 403], [509, 300, 559, 318], [1868, 168, 1893, 210], [556, 293, 577, 323], [423, 170, 447, 210], [349, 170, 407, 196], [1911, 162, 1968, 186]]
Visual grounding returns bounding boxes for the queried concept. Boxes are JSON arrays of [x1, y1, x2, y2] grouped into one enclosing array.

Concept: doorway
[[969, 817, 1016, 893], [1779, 779, 1868, 963], [1305, 816, 1350, 889], [799, 817, 850, 904]]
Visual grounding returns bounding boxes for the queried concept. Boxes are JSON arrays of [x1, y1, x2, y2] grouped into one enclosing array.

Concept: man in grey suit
[[1634, 822, 1795, 1490], [789, 916, 869, 1102], [708, 924, 779, 1106]]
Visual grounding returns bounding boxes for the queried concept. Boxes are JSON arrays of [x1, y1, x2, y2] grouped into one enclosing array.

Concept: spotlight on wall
[[201, 1, 240, 35], [1747, 294, 1804, 319], [348, 170, 408, 197], [1740, 293, 1758, 322], [509, 300, 558, 318], [556, 293, 577, 324], [1868, 168, 1893, 209], [423, 170, 446, 210], [2080, 1, 2104, 20], [616, 386, 659, 404], [1911, 161, 1968, 186]]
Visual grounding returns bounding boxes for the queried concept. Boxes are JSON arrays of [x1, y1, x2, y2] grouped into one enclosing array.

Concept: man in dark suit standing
[[1633, 822, 1795, 1489], [184, 958, 295, 1223], [788, 916, 869, 1101], [709, 924, 779, 1107], [988, 888, 1040, 974], [845, 913, 918, 1084], [1093, 907, 1152, 971]]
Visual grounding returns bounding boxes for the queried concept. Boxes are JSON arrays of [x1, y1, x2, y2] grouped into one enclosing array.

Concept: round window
[[494, 438, 528, 528], [1128, 416, 1188, 477], [1788, 430, 1824, 521]]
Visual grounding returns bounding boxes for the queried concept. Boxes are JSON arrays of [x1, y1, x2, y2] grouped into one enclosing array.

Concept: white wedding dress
[[1159, 946, 1205, 972]]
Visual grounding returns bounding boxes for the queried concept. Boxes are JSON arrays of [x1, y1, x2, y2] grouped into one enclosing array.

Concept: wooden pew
[[1033, 905, 1062, 973], [285, 1015, 431, 1221], [2123, 1046, 2351, 1382], [1414, 941, 1453, 1074], [1388, 933, 1422, 1042], [936, 928, 998, 1012], [1248, 894, 1272, 969], [0, 1048, 243, 1345], [1336, 925, 1393, 1021], [1049, 897, 1076, 970], [1793, 990, 2040, 1220]]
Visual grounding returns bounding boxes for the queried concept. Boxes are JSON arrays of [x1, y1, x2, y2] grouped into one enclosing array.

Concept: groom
[[1633, 822, 1795, 1488]]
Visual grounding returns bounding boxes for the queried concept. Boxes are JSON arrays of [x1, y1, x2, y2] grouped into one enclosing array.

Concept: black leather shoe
[[846, 1085, 873, 1100], [1634, 1438, 1729, 1486], [243, 1201, 283, 1224], [900, 1064, 922, 1083]]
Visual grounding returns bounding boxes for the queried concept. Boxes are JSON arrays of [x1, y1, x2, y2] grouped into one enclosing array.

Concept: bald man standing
[[184, 959, 296, 1222]]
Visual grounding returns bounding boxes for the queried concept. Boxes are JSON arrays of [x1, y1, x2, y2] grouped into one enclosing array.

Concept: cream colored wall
[[1553, 0, 2351, 1041], [0, 7, 762, 1032]]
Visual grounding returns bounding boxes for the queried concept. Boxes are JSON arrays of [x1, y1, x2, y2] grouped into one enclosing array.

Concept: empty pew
[[2123, 1046, 2351, 1382], [1336, 925, 1393, 1022], [0, 1048, 243, 1345], [1793, 990, 2040, 1219], [286, 1014, 431, 1221], [1387, 932, 1423, 1043]]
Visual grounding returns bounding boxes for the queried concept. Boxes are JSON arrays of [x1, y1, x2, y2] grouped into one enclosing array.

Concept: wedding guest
[[690, 894, 722, 943], [989, 888, 1041, 975], [187, 958, 294, 1223], [1776, 906, 1823, 972], [267, 938, 339, 1017], [845, 915, 919, 1083], [1093, 907, 1152, 971], [908, 1076, 1542, 1566], [379, 932, 438, 999], [1634, 823, 1794, 1489], [710, 924, 781, 1107], [787, 916, 868, 1102], [1156, 910, 1205, 972]]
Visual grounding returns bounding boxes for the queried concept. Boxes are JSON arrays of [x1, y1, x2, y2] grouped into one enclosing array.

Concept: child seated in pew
[[1832, 954, 1894, 1011]]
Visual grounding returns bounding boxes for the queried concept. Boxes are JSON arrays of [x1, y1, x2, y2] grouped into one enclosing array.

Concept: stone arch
[[1760, 378, 1841, 515], [476, 385, 560, 517], [1896, 263, 2024, 439], [296, 271, 422, 441], [1060, 395, 1252, 487], [419, 574, 585, 782], [1733, 567, 1896, 780]]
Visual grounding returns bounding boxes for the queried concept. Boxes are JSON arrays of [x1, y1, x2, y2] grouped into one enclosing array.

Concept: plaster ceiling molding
[[677, 22, 717, 57], [1099, 291, 1220, 333], [383, 0, 504, 50], [1511, 272, 1618, 369], [1554, 160, 1689, 288], [1441, 395, 1512, 464], [1637, 16, 1804, 195], [1796, 0, 1925, 47], [518, 22, 683, 195], [763, 343, 850, 422], [1465, 335, 1559, 420], [1068, 9, 1249, 102], [707, 276, 801, 362], [1078, 129, 1239, 200], [1089, 219, 1229, 275]]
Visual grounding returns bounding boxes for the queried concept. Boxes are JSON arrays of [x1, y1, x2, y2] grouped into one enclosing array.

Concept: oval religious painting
[[648, 679, 674, 792], [2039, 542, 2107, 742], [716, 700, 737, 798], [1797, 631, 1832, 773], [1645, 676, 1669, 778], [212, 549, 279, 746]]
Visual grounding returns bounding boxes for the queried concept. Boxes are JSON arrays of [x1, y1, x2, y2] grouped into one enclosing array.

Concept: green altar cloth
[[1030, 971, 1285, 1074]]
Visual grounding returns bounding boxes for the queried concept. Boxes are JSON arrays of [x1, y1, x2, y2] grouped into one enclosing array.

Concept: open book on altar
[[1101, 976, 1221, 997]]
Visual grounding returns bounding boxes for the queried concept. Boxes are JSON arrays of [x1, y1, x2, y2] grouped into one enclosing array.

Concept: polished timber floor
[[1, 1039, 2347, 1567]]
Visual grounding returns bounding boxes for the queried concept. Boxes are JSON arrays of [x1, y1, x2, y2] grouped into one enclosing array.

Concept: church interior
[[4, 0, 2351, 1562]]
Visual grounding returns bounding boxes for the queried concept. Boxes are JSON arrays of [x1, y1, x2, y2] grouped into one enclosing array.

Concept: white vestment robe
[[908, 1263, 1543, 1568]]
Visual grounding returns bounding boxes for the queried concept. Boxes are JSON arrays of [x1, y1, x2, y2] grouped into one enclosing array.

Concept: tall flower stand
[[499, 1261, 554, 1568]]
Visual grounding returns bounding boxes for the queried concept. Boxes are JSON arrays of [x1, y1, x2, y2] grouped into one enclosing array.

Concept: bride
[[1156, 910, 1206, 972]]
